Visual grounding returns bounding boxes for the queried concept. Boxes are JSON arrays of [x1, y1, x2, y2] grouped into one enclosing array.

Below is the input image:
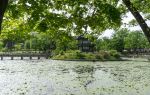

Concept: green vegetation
[[1, 0, 150, 41], [52, 50, 121, 61], [0, 28, 149, 61], [96, 29, 150, 52]]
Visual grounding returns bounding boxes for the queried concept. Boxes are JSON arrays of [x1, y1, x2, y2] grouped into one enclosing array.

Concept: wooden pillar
[[30, 56, 32, 60], [11, 56, 13, 60], [1, 56, 3, 60], [38, 56, 40, 60], [46, 55, 49, 59], [21, 56, 23, 60]]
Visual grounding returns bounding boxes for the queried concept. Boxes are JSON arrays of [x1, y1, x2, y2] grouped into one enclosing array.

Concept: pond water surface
[[0, 58, 150, 95]]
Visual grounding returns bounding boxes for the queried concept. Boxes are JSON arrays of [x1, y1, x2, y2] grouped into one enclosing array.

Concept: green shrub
[[66, 54, 75, 59], [59, 50, 65, 55], [24, 40, 30, 49], [84, 53, 96, 59], [98, 50, 110, 59], [66, 50, 80, 53], [76, 52, 85, 59], [109, 50, 120, 58], [14, 44, 22, 51], [1, 48, 8, 52], [95, 54, 104, 61], [54, 55, 65, 60], [52, 50, 121, 61]]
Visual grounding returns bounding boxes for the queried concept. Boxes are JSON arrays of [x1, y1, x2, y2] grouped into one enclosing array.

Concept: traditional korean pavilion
[[77, 35, 95, 52]]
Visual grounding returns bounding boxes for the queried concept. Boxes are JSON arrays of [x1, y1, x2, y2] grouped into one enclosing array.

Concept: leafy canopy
[[5, 0, 122, 35]]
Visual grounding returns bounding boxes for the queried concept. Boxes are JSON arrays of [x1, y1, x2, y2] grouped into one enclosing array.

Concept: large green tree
[[0, 0, 150, 41], [1, 0, 122, 34], [97, 29, 150, 51], [111, 28, 129, 52], [124, 31, 150, 49]]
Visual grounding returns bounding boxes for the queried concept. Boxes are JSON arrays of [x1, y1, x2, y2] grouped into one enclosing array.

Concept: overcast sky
[[101, 12, 150, 38]]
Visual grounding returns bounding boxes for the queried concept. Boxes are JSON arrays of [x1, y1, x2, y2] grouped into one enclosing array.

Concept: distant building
[[5, 41, 15, 49], [77, 35, 95, 52]]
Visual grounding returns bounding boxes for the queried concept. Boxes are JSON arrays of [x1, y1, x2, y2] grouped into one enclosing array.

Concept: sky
[[101, 12, 150, 38]]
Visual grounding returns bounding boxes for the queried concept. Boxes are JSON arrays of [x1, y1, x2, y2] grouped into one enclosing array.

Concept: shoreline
[[51, 58, 128, 62]]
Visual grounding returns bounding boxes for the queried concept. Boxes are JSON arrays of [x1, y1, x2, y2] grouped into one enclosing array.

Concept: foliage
[[3, 0, 123, 36], [124, 31, 150, 49], [14, 43, 22, 51], [130, 0, 150, 14], [1, 14, 30, 42], [111, 28, 129, 52], [0, 41, 4, 50], [52, 50, 120, 61], [96, 29, 150, 52], [0, 0, 150, 45], [96, 37, 112, 51], [2, 0, 150, 33], [109, 50, 120, 59], [24, 40, 30, 49], [0, 0, 150, 56]]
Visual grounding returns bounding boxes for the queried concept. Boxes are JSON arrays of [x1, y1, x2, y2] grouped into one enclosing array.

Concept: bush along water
[[52, 50, 121, 61]]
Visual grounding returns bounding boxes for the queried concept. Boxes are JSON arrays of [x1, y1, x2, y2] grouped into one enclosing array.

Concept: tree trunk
[[122, 0, 150, 42], [0, 0, 9, 33]]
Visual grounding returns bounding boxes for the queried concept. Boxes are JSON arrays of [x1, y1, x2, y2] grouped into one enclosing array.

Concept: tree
[[0, 15, 30, 43], [0, 0, 9, 33], [111, 28, 129, 52], [1, 0, 122, 35], [96, 28, 129, 52], [96, 37, 112, 51], [97, 30, 150, 51], [122, 0, 150, 42], [0, 0, 150, 43], [124, 31, 150, 49]]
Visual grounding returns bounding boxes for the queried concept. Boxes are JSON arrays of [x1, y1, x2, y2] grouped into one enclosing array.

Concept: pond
[[0, 58, 150, 95]]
